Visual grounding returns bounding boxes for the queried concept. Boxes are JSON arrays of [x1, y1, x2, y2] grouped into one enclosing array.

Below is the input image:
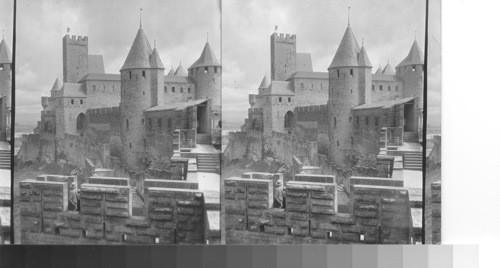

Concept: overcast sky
[[222, 0, 440, 131], [15, 0, 221, 126], [0, 0, 13, 61]]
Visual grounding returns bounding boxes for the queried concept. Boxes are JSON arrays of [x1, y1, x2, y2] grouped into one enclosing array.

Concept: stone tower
[[120, 27, 164, 170], [0, 38, 12, 140], [63, 35, 89, 83], [270, 33, 296, 81], [327, 26, 373, 168], [397, 40, 424, 110], [188, 41, 221, 135]]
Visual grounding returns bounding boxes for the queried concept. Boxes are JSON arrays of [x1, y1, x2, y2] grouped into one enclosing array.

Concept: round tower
[[396, 40, 424, 110], [0, 37, 12, 140], [119, 27, 164, 170], [327, 26, 372, 168], [188, 41, 221, 136]]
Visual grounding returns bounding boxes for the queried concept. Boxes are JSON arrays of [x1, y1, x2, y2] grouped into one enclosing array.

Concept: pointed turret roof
[[167, 65, 175, 75], [0, 38, 12, 64], [375, 65, 383, 74], [150, 47, 165, 69], [397, 40, 423, 67], [329, 26, 360, 69], [51, 77, 63, 92], [258, 75, 271, 89], [188, 42, 220, 69], [357, 46, 372, 67], [121, 28, 153, 71], [382, 61, 395, 74], [174, 63, 187, 76]]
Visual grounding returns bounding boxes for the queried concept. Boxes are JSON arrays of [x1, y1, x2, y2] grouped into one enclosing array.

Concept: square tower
[[63, 35, 89, 83], [270, 33, 296, 81]]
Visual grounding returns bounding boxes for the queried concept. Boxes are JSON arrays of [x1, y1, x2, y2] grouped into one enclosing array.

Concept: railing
[[381, 126, 404, 148], [174, 128, 197, 150]]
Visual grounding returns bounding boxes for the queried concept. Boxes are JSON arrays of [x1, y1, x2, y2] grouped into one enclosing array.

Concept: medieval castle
[[223, 21, 424, 244], [0, 36, 11, 142], [17, 23, 222, 244]]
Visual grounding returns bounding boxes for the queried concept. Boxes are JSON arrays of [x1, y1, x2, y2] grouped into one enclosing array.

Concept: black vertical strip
[[422, 0, 429, 244], [10, 0, 17, 245]]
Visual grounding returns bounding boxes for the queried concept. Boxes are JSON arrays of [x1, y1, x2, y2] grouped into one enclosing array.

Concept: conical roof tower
[[188, 41, 220, 69], [121, 28, 153, 71], [397, 40, 423, 67], [329, 26, 360, 69], [0, 38, 12, 64]]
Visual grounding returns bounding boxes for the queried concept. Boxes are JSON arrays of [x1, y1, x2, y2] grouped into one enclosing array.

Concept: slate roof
[[174, 64, 187, 76], [0, 38, 11, 64], [145, 98, 209, 112], [188, 42, 220, 69], [121, 28, 153, 71], [88, 54, 105, 74], [50, 77, 63, 92], [357, 46, 373, 67], [59, 83, 86, 98], [296, 53, 313, 72], [263, 81, 294, 96], [79, 73, 120, 82], [372, 74, 402, 82], [353, 97, 415, 110], [150, 47, 165, 69], [167, 65, 175, 75], [329, 26, 360, 68], [258, 75, 271, 89], [164, 75, 195, 84], [286, 71, 328, 80], [375, 65, 383, 74], [397, 40, 424, 67], [382, 62, 395, 74]]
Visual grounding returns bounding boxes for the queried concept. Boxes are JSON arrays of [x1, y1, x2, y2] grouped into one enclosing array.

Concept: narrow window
[[279, 97, 282, 102], [55, 227, 60, 235], [164, 86, 167, 92], [327, 231, 333, 239], [375, 117, 379, 127], [126, 119, 129, 130], [143, 91, 145, 95], [148, 118, 152, 128], [158, 118, 161, 128], [204, 67, 208, 73], [300, 83, 304, 89], [172, 87, 175, 92], [360, 234, 365, 241], [129, 143, 132, 149], [351, 136, 354, 145], [287, 227, 293, 235], [334, 117, 337, 127], [82, 230, 87, 237], [154, 237, 160, 244], [142, 70, 146, 78], [80, 99, 83, 105], [260, 225, 265, 232], [365, 116, 369, 126], [412, 65, 416, 72], [188, 87, 191, 93], [92, 85, 96, 91], [71, 99, 74, 105], [350, 69, 354, 76], [288, 97, 291, 102], [356, 116, 359, 125], [144, 139, 146, 147], [168, 118, 172, 128], [388, 85, 391, 91], [337, 69, 340, 77], [379, 85, 383, 91], [396, 85, 399, 91], [372, 84, 375, 91], [122, 234, 127, 241], [129, 71, 132, 79], [337, 141, 340, 146], [180, 87, 183, 93], [214, 67, 218, 73]]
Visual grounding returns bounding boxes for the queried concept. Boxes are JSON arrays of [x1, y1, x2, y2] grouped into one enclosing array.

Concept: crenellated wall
[[19, 175, 206, 244], [224, 177, 412, 244]]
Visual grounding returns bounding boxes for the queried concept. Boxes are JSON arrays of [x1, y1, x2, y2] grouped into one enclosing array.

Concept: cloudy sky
[[222, 0, 440, 131], [0, 0, 13, 61], [15, 0, 221, 125]]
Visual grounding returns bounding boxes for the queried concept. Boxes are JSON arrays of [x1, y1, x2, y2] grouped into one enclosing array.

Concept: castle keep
[[224, 22, 424, 244], [18, 23, 222, 244]]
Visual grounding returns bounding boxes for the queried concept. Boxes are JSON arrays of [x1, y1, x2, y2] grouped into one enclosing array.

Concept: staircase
[[0, 150, 10, 170], [403, 131, 419, 143], [196, 133, 212, 145], [403, 152, 423, 171], [197, 153, 220, 173]]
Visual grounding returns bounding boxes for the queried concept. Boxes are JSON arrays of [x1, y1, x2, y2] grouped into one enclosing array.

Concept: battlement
[[87, 106, 120, 115], [64, 35, 88, 45], [19, 175, 206, 244], [248, 108, 263, 114], [41, 110, 55, 117], [272, 32, 297, 43]]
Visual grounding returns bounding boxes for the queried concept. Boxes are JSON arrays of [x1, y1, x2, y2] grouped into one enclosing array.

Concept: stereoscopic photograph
[[0, 0, 13, 245], [14, 0, 221, 244], [222, 0, 429, 244]]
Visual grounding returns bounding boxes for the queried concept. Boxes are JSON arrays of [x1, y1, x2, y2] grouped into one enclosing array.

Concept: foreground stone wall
[[431, 181, 441, 244], [20, 176, 205, 244], [224, 177, 412, 244]]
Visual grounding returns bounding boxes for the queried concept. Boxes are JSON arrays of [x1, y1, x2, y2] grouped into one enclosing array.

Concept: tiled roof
[[164, 75, 194, 84], [79, 73, 120, 82], [59, 83, 87, 98], [357, 46, 372, 67], [50, 77, 63, 92], [372, 74, 402, 82], [150, 47, 165, 69], [145, 98, 209, 112], [121, 28, 153, 71], [286, 71, 328, 80], [382, 62, 395, 74], [262, 81, 294, 96], [188, 42, 220, 69], [88, 54, 105, 74], [397, 40, 424, 67], [353, 97, 415, 110], [174, 64, 187, 76], [329, 26, 360, 68], [296, 53, 313, 72], [0, 38, 11, 64], [258, 75, 271, 89]]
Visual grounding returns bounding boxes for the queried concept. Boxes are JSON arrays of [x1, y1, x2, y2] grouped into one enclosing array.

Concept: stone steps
[[197, 153, 220, 173], [0, 150, 10, 170], [403, 152, 422, 170], [197, 134, 212, 145]]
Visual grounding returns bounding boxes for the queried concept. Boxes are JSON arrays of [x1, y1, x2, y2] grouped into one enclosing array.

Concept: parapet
[[272, 32, 297, 44], [64, 35, 88, 45]]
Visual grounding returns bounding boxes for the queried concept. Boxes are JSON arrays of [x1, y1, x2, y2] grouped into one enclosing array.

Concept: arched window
[[172, 87, 175, 92], [288, 97, 291, 102], [71, 99, 74, 105], [337, 69, 340, 77], [350, 69, 354, 77], [80, 99, 83, 105], [77, 113, 88, 132], [126, 119, 129, 130], [129, 71, 132, 79], [284, 111, 295, 130], [279, 97, 282, 102], [142, 70, 146, 78], [379, 85, 383, 91]]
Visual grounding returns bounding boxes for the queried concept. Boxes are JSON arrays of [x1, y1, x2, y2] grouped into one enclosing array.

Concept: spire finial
[[154, 39, 156, 48], [206, 32, 209, 42], [140, 8, 143, 28], [362, 37, 364, 47], [2, 29, 4, 39], [348, 6, 351, 27], [179, 61, 182, 66], [387, 59, 390, 65], [415, 30, 417, 41]]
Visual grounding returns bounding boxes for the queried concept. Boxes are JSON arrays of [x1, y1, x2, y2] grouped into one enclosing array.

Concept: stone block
[[176, 200, 202, 207], [105, 208, 129, 218], [42, 202, 64, 212], [106, 201, 129, 210], [80, 193, 103, 200], [311, 206, 335, 215], [149, 212, 173, 221], [59, 228, 82, 238], [80, 206, 103, 215]]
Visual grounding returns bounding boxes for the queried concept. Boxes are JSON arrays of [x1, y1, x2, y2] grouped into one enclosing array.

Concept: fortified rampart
[[224, 175, 413, 244], [20, 174, 206, 244]]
